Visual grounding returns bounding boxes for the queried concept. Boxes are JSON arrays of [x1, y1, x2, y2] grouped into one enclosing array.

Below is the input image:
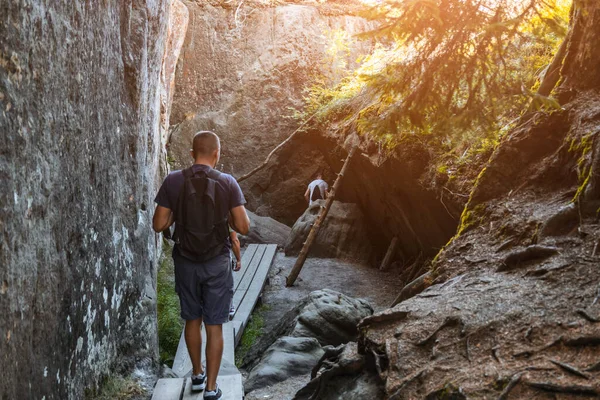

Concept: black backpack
[[173, 167, 229, 262], [311, 184, 323, 202]]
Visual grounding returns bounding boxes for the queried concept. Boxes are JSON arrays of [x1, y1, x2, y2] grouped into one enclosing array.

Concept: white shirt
[[308, 179, 328, 205]]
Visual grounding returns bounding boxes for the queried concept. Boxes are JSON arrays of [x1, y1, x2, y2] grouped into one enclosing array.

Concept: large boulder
[[240, 290, 373, 371], [239, 211, 291, 247], [291, 289, 373, 346], [285, 201, 374, 262], [244, 337, 324, 394], [293, 342, 384, 400]]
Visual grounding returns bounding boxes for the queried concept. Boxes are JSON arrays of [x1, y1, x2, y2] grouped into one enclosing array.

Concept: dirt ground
[[242, 250, 405, 400], [261, 250, 404, 336]]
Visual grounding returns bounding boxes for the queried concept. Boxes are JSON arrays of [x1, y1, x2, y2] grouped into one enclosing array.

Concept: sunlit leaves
[[303, 0, 571, 161]]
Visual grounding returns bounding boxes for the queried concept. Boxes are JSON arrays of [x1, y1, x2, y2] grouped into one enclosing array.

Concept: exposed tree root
[[499, 245, 559, 271], [388, 368, 429, 400], [497, 372, 523, 400], [586, 361, 600, 372], [576, 309, 600, 323], [550, 359, 591, 380], [514, 336, 563, 358], [564, 336, 600, 347], [358, 310, 410, 329], [416, 316, 463, 347], [525, 381, 600, 396], [391, 272, 433, 307]]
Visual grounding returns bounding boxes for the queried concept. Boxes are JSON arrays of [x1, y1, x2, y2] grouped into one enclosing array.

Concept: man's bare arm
[[229, 205, 250, 235], [230, 231, 242, 271], [304, 187, 310, 203], [152, 205, 174, 233]]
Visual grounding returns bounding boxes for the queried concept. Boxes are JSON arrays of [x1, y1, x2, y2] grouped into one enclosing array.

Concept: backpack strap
[[182, 167, 195, 179], [207, 168, 222, 181]]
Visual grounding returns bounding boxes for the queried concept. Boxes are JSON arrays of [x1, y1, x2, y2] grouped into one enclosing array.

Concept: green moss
[[85, 376, 145, 400], [166, 154, 177, 168], [573, 168, 592, 203], [157, 242, 184, 365], [457, 203, 487, 236], [430, 201, 487, 271], [235, 304, 271, 367], [568, 133, 594, 203]]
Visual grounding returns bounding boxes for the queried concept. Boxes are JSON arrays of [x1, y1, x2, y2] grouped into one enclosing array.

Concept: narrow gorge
[[2, 0, 599, 399]]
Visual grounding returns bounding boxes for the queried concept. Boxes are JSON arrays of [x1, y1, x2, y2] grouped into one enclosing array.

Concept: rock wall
[[0, 1, 180, 398], [168, 0, 374, 222], [160, 1, 190, 152], [246, 130, 462, 262]]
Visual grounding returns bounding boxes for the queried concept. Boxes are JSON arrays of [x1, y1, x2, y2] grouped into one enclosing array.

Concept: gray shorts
[[173, 248, 233, 325]]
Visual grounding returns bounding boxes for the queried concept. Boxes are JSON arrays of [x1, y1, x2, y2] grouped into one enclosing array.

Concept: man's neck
[[193, 159, 214, 168]]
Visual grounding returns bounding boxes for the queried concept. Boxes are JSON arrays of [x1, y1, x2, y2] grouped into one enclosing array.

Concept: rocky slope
[[0, 1, 186, 398], [299, 3, 600, 398], [167, 0, 375, 224]]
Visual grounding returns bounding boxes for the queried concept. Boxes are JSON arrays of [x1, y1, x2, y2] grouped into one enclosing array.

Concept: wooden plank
[[152, 378, 185, 400], [233, 244, 258, 291], [233, 244, 276, 332], [181, 374, 244, 400], [173, 322, 237, 378], [231, 245, 266, 311], [231, 320, 243, 348], [237, 245, 266, 292]]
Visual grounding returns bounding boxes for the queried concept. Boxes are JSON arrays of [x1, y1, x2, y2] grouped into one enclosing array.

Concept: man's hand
[[234, 260, 242, 272]]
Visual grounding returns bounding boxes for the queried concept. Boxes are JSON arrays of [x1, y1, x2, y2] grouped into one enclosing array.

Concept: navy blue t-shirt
[[154, 164, 246, 252]]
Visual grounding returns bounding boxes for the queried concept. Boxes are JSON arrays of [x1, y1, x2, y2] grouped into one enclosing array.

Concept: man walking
[[153, 131, 250, 399], [304, 171, 329, 206]]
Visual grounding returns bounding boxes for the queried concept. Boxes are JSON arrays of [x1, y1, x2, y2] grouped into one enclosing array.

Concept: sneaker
[[191, 372, 206, 392], [228, 305, 236, 321], [203, 384, 222, 399]]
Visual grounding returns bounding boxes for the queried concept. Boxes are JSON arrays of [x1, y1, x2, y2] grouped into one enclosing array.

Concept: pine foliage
[[304, 0, 571, 161]]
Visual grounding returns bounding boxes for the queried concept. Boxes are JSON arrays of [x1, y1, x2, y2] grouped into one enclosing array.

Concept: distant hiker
[[229, 228, 242, 320], [153, 131, 250, 400], [305, 172, 329, 206]]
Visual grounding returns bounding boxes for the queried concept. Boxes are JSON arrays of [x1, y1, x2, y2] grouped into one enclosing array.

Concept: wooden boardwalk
[[152, 244, 277, 400]]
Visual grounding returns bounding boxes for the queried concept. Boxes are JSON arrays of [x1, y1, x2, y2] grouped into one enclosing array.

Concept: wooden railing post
[[286, 145, 358, 287]]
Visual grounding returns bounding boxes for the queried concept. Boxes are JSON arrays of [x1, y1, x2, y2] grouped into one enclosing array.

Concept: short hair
[[192, 131, 220, 157]]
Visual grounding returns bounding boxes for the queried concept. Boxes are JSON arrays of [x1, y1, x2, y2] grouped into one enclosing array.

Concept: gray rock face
[[239, 210, 291, 247], [245, 336, 324, 394], [240, 290, 373, 372], [0, 1, 175, 398], [293, 342, 384, 400], [285, 200, 374, 262], [168, 0, 374, 224], [291, 289, 373, 346]]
